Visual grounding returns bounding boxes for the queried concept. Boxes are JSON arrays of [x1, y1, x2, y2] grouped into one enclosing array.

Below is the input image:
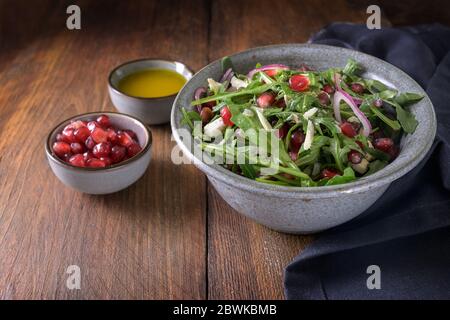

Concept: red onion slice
[[194, 87, 207, 101], [333, 73, 362, 105], [247, 64, 289, 78], [193, 87, 208, 112], [220, 68, 234, 83], [333, 91, 372, 136]]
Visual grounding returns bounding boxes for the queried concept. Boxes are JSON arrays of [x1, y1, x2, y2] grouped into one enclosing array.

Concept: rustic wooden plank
[[206, 0, 372, 300], [0, 0, 208, 299]]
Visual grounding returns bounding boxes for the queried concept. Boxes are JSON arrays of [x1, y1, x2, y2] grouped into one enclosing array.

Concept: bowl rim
[[45, 111, 153, 172], [171, 43, 437, 197], [108, 58, 194, 101]]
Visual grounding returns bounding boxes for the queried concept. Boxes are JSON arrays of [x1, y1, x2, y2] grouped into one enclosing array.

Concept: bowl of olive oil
[[108, 59, 193, 125]]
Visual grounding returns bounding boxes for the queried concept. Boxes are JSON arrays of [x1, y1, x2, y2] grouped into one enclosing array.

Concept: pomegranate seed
[[220, 106, 234, 127], [100, 157, 112, 166], [83, 151, 94, 162], [264, 69, 279, 77], [275, 98, 286, 108], [70, 142, 84, 154], [62, 127, 78, 143], [93, 142, 111, 158], [68, 154, 85, 167], [56, 133, 65, 142], [110, 145, 126, 163], [323, 84, 335, 94], [87, 121, 100, 132], [66, 120, 86, 130], [127, 143, 142, 157], [387, 145, 400, 160], [373, 98, 383, 107], [124, 130, 137, 140], [62, 153, 72, 162], [53, 142, 71, 158], [257, 92, 276, 108], [117, 131, 134, 147], [74, 126, 90, 143], [203, 100, 216, 110], [318, 92, 330, 105], [107, 128, 119, 145], [96, 115, 111, 128], [289, 75, 310, 92], [290, 130, 305, 150], [370, 130, 384, 140], [86, 158, 106, 168], [374, 138, 394, 152], [350, 83, 364, 94], [85, 136, 95, 150], [91, 127, 108, 143], [289, 151, 298, 161], [321, 168, 339, 179], [348, 150, 363, 164], [275, 123, 289, 139], [340, 122, 357, 138]]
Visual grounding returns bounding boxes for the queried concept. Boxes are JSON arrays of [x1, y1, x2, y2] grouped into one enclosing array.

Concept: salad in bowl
[[171, 44, 435, 233], [182, 58, 423, 187]]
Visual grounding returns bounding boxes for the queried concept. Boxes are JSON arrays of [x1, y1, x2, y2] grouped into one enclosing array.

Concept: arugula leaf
[[394, 92, 424, 107], [395, 103, 418, 133], [291, 94, 317, 113], [240, 164, 257, 179], [364, 79, 390, 93], [181, 108, 200, 130], [365, 146, 390, 162], [365, 160, 388, 176], [191, 84, 273, 106], [325, 167, 356, 186], [296, 135, 329, 167], [221, 56, 234, 73], [379, 90, 398, 100], [314, 117, 339, 137], [370, 106, 401, 131], [342, 59, 361, 76], [325, 137, 350, 173]]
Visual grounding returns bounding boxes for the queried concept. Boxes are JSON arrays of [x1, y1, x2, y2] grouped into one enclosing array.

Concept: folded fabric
[[284, 23, 450, 300]]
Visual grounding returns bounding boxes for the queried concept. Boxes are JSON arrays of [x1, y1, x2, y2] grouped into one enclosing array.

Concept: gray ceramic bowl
[[46, 112, 152, 194], [108, 59, 193, 125], [171, 44, 437, 234]]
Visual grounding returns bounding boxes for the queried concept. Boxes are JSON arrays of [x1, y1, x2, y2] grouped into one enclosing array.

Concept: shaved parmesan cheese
[[207, 78, 221, 93], [304, 120, 314, 150], [253, 107, 272, 131], [204, 117, 225, 138], [303, 107, 318, 120], [230, 76, 248, 89]]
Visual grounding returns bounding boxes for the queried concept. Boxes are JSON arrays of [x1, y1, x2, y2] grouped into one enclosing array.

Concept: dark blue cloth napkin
[[284, 23, 450, 300]]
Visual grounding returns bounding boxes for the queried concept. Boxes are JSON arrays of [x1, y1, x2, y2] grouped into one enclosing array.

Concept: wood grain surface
[[0, 0, 447, 300]]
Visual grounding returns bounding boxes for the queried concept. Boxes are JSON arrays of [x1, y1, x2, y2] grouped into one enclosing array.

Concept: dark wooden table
[[0, 0, 447, 299]]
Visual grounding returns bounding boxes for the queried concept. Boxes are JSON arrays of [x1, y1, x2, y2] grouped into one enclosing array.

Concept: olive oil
[[118, 69, 186, 98]]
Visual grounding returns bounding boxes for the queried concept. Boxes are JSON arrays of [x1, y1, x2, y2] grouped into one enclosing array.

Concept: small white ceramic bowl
[[108, 59, 193, 125], [45, 112, 152, 194]]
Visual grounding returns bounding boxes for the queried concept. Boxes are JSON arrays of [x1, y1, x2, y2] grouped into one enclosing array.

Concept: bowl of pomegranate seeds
[[45, 112, 152, 194]]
